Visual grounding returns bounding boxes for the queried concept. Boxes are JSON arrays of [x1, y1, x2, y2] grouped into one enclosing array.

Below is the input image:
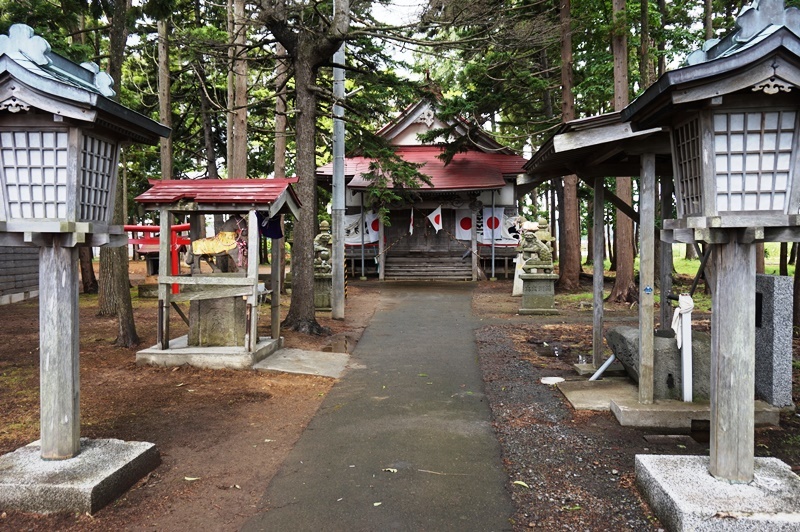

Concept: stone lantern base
[[315, 273, 332, 311], [518, 272, 559, 315]]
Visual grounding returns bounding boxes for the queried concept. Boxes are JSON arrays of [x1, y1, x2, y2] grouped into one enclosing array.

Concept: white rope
[[670, 294, 695, 349]]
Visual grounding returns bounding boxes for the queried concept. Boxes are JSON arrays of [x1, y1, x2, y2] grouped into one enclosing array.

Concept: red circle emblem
[[460, 217, 472, 230], [486, 216, 500, 230], [371, 219, 380, 232], [434, 214, 441, 225]]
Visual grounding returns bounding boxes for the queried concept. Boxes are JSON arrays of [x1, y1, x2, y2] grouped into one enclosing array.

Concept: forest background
[[1, 0, 792, 338]]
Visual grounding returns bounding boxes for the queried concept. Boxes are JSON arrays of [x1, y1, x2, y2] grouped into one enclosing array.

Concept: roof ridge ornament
[[687, 0, 800, 65], [0, 24, 51, 66], [0, 23, 116, 99]]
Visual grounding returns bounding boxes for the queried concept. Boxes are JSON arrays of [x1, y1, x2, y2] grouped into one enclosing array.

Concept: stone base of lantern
[[315, 273, 332, 311], [136, 335, 283, 370], [518, 272, 559, 315], [0, 438, 159, 515], [636, 454, 800, 531]]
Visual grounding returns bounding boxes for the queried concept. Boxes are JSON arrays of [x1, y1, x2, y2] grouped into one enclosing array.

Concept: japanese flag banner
[[482, 207, 503, 241], [455, 209, 472, 240], [427, 205, 443, 233], [365, 211, 380, 243]]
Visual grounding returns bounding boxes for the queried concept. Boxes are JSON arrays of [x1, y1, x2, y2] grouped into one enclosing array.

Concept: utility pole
[[331, 43, 346, 319]]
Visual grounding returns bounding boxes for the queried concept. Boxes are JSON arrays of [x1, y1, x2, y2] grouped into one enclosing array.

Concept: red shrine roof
[[317, 146, 526, 191], [135, 178, 301, 215]]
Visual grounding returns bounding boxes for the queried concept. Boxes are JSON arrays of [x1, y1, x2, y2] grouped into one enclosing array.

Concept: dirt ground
[[1, 265, 798, 530]]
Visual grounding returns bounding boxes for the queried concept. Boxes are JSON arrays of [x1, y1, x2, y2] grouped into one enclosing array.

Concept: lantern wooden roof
[[135, 178, 301, 217], [0, 24, 169, 144]]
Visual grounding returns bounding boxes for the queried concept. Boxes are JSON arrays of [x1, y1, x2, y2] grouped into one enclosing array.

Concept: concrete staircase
[[383, 255, 473, 280]]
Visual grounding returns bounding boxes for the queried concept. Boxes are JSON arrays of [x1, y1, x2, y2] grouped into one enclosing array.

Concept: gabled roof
[[135, 179, 301, 217], [376, 99, 516, 154], [318, 146, 525, 191], [0, 24, 169, 144]]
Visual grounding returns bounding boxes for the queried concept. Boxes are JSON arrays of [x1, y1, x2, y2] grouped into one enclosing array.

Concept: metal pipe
[[491, 190, 496, 280], [589, 355, 616, 381], [331, 43, 346, 319]]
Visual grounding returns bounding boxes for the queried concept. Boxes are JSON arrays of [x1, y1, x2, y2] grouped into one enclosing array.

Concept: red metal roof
[[317, 146, 525, 191], [135, 178, 300, 209]]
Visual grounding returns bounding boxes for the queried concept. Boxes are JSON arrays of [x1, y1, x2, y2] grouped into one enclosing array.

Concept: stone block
[[519, 273, 558, 315], [314, 274, 332, 311], [755, 274, 794, 408], [605, 326, 711, 401], [189, 296, 245, 347]]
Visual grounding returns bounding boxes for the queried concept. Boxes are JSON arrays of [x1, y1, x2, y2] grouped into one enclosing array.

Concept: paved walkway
[[242, 282, 513, 531]]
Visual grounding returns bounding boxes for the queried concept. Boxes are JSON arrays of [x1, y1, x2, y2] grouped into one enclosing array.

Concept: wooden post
[[378, 217, 385, 281], [247, 210, 259, 351], [471, 210, 478, 281], [638, 154, 655, 404], [271, 235, 281, 341], [709, 239, 756, 482], [158, 208, 171, 349], [39, 243, 80, 459], [659, 175, 674, 330], [592, 178, 605, 368]]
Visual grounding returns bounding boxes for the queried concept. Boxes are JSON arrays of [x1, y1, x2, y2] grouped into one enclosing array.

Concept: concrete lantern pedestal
[[518, 272, 559, 315]]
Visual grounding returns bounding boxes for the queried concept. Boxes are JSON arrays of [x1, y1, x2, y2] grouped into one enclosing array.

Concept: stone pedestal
[[189, 297, 246, 347], [519, 272, 559, 315], [315, 273, 332, 311]]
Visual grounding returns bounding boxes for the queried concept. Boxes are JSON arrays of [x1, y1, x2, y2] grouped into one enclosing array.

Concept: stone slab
[[573, 361, 627, 377], [611, 397, 781, 429], [136, 335, 283, 370], [253, 348, 349, 379], [0, 438, 159, 514], [557, 378, 638, 411], [636, 454, 800, 531]]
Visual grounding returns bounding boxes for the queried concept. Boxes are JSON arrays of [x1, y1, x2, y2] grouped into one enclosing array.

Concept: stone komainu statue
[[314, 220, 333, 273], [516, 220, 554, 274]]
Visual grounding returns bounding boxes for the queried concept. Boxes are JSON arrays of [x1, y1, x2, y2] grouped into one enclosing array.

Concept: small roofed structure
[[134, 178, 300, 370], [317, 100, 527, 281]]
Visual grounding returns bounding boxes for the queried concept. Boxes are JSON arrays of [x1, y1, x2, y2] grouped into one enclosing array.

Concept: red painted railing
[[124, 223, 191, 294]]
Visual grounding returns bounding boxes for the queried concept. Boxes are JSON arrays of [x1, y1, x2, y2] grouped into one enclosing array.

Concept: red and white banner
[[409, 209, 414, 235], [482, 207, 503, 241], [455, 209, 473, 240], [344, 212, 379, 244], [365, 211, 380, 243], [481, 207, 520, 244], [427, 205, 442, 233]]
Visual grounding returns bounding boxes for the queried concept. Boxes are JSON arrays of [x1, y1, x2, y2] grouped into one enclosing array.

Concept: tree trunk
[[608, 0, 637, 302], [228, 0, 248, 178], [275, 43, 290, 294], [282, 51, 327, 335], [97, 0, 139, 346], [158, 19, 173, 180], [639, 0, 652, 88], [794, 255, 800, 336], [755, 242, 765, 274], [79, 247, 98, 294], [790, 242, 797, 266], [780, 242, 788, 276], [558, 0, 580, 291], [685, 243, 698, 259]]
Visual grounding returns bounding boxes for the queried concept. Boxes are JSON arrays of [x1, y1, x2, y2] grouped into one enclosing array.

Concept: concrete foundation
[[253, 348, 350, 379], [0, 438, 159, 514], [557, 378, 781, 428], [136, 335, 283, 369], [636, 454, 800, 531]]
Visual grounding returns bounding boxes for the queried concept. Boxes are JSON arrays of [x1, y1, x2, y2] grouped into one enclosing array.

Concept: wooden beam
[[578, 175, 640, 223], [39, 245, 80, 459], [638, 154, 655, 404], [592, 178, 605, 368], [659, 175, 674, 330], [708, 240, 756, 482]]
